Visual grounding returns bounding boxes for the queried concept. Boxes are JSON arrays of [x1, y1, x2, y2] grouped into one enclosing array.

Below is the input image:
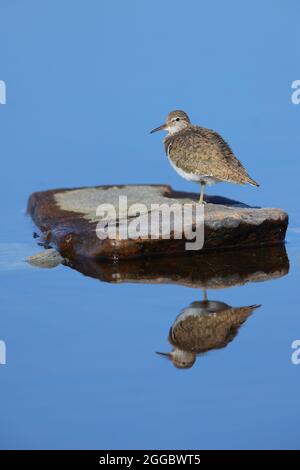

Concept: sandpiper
[[150, 110, 259, 204], [157, 299, 260, 369]]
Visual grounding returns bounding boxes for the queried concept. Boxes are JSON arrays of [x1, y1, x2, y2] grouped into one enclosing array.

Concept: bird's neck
[[166, 124, 191, 135]]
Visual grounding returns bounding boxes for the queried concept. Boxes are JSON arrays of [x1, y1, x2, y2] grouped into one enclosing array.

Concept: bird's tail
[[247, 304, 262, 310], [247, 176, 260, 187]]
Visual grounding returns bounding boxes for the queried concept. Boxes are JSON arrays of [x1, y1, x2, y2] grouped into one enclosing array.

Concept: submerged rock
[[28, 184, 288, 259], [26, 248, 64, 269]]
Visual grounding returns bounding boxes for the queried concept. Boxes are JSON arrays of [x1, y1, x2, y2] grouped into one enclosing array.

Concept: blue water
[[0, 0, 300, 450]]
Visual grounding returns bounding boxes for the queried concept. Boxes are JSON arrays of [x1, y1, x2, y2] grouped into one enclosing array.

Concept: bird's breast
[[167, 155, 221, 185]]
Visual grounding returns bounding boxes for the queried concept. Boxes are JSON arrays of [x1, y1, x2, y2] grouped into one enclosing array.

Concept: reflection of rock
[[158, 299, 260, 369], [28, 184, 288, 259], [68, 244, 289, 289]]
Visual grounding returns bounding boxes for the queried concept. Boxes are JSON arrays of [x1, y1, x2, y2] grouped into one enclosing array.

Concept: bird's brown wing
[[170, 305, 258, 353], [165, 126, 259, 186]]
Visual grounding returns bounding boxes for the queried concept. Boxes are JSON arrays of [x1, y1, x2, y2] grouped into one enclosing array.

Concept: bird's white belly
[[168, 156, 221, 186]]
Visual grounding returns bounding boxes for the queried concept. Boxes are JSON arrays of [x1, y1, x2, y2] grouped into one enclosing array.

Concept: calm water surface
[[0, 214, 299, 450]]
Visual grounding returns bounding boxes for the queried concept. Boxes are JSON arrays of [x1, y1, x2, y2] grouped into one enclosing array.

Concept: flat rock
[[28, 184, 288, 259]]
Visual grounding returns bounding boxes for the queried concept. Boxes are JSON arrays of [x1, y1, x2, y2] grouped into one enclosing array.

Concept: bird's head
[[156, 348, 196, 369], [150, 110, 191, 135]]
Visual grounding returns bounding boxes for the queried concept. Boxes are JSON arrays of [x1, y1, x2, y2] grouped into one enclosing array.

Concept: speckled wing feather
[[169, 305, 257, 354], [165, 125, 259, 186]]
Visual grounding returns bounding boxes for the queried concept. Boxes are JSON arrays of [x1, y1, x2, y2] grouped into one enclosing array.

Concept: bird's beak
[[150, 123, 167, 134], [156, 351, 172, 360]]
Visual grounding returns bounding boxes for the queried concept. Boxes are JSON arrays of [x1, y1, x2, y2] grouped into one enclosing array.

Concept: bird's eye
[[175, 117, 180, 122]]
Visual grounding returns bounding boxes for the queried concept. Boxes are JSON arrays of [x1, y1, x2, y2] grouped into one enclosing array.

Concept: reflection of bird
[[157, 296, 260, 369], [150, 110, 259, 204]]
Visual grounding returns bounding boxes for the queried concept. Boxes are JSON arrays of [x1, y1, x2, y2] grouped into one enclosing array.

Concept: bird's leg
[[203, 288, 208, 303], [199, 181, 206, 204]]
